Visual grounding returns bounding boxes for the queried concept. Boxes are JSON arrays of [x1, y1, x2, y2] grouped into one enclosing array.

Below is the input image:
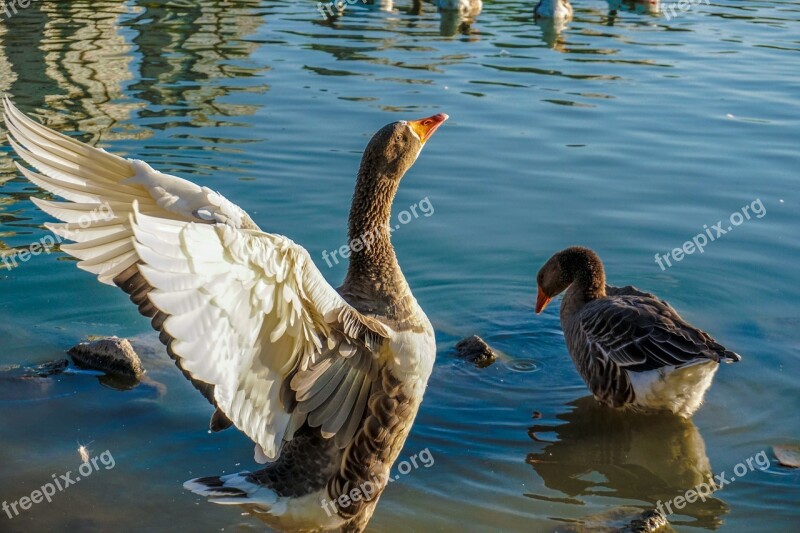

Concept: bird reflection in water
[[534, 17, 571, 52], [431, 0, 482, 38], [318, 0, 397, 20], [607, 0, 661, 17], [363, 0, 397, 13], [532, 0, 573, 52], [526, 397, 728, 530]]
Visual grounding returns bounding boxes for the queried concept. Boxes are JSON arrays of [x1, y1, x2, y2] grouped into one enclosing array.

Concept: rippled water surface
[[0, 0, 798, 531]]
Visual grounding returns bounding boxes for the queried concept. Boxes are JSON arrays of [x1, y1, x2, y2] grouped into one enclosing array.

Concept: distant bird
[[607, 0, 660, 17], [535, 246, 741, 417], [437, 0, 482, 15], [4, 98, 447, 532], [534, 0, 574, 21]]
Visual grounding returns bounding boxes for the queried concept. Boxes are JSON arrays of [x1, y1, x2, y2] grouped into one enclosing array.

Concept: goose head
[[358, 113, 448, 181], [535, 246, 606, 314], [346, 113, 448, 281]]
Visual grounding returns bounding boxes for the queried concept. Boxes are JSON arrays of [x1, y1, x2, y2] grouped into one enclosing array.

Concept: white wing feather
[[132, 209, 391, 459], [2, 97, 257, 283]]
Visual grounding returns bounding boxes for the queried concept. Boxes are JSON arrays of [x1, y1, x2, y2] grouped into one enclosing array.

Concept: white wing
[[4, 98, 391, 461], [133, 208, 391, 459], [2, 97, 258, 284]]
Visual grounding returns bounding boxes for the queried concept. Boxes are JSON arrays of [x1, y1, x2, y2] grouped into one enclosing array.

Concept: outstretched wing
[[4, 98, 391, 461], [2, 97, 259, 284], [132, 209, 391, 460]]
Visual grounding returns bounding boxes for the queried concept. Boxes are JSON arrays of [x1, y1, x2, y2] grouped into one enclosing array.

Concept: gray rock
[[454, 335, 497, 368], [68, 337, 145, 378], [620, 509, 669, 533]]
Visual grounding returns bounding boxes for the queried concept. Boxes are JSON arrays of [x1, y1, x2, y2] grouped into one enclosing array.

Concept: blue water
[[0, 0, 798, 531]]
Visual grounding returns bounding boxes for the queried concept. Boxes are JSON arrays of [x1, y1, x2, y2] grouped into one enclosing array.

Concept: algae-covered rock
[[454, 335, 497, 368], [620, 509, 669, 533], [68, 337, 145, 378]]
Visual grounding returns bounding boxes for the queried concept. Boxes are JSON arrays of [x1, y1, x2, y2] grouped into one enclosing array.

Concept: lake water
[[0, 0, 798, 531]]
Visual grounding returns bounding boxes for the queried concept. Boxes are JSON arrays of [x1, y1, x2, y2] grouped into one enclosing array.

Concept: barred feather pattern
[[562, 284, 741, 411]]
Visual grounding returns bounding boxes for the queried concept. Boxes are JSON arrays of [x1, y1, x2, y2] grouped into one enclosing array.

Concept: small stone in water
[[69, 337, 145, 378], [773, 445, 800, 468], [622, 508, 669, 533], [454, 335, 497, 368]]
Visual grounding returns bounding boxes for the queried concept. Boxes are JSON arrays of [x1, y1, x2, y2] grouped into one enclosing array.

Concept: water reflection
[[526, 397, 728, 529], [0, 0, 143, 257], [435, 0, 482, 37], [306, 0, 677, 84], [607, 0, 661, 17], [0, 0, 143, 143], [534, 16, 571, 51], [318, 0, 398, 21], [0, 0, 268, 260], [121, 0, 268, 130], [317, 0, 481, 38]]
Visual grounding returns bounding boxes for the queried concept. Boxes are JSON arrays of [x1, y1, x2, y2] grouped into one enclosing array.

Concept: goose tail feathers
[[184, 472, 278, 507]]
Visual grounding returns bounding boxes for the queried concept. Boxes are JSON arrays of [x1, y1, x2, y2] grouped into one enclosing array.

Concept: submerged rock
[[553, 506, 671, 532], [773, 445, 800, 468], [0, 359, 69, 380], [454, 335, 497, 368], [24, 358, 69, 378], [69, 337, 145, 379], [620, 509, 669, 533]]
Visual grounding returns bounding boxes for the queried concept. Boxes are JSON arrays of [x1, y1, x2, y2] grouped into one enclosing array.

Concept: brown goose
[[535, 246, 740, 418], [3, 97, 447, 532]]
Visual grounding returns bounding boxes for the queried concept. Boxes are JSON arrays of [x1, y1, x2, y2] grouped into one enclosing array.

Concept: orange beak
[[535, 286, 552, 314], [408, 113, 449, 144]]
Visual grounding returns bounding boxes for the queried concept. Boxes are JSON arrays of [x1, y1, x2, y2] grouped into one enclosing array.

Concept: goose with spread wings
[[3, 98, 447, 532], [535, 246, 741, 418]]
